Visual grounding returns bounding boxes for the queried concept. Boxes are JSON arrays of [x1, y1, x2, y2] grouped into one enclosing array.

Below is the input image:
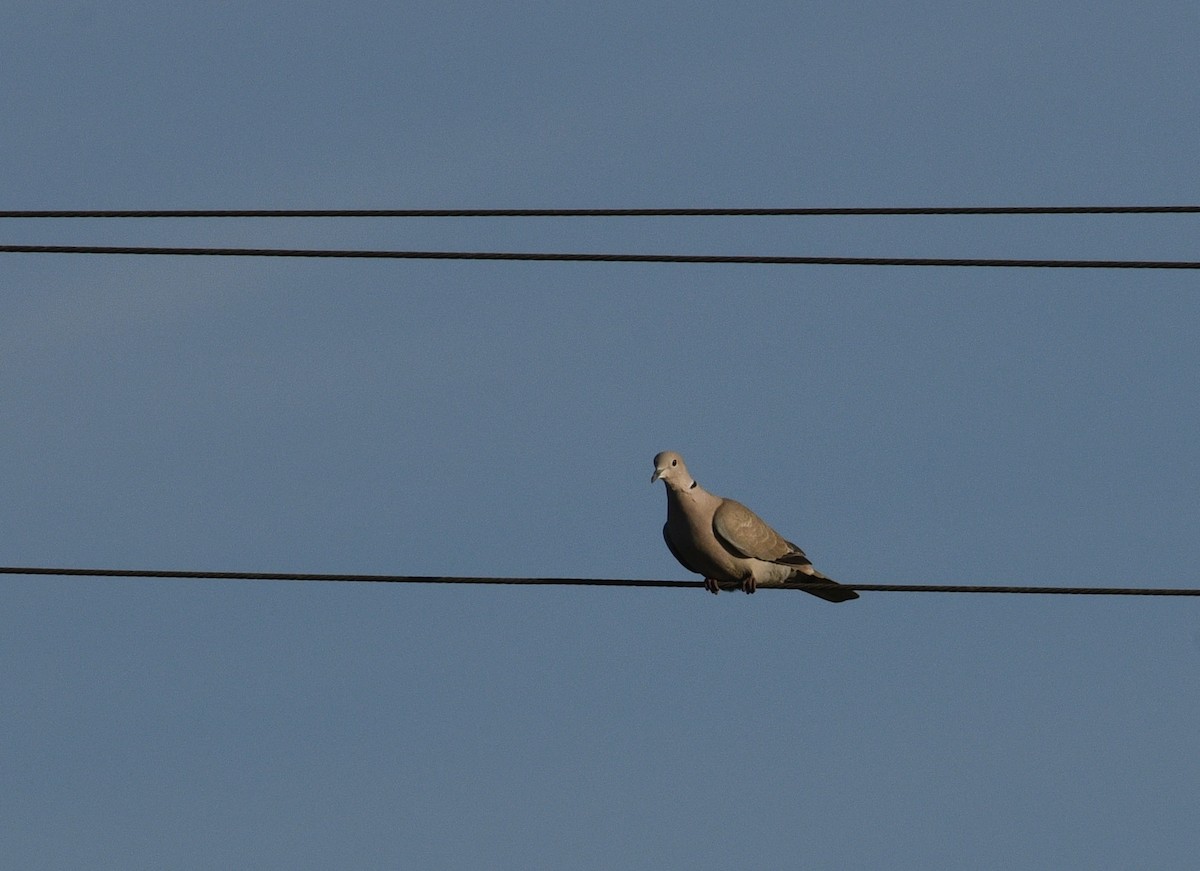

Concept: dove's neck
[[666, 478, 714, 509]]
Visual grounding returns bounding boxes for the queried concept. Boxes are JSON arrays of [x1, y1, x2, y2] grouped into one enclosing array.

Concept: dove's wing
[[712, 499, 796, 563]]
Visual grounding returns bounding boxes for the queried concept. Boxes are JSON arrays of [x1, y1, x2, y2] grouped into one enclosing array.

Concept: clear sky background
[[3, 3, 1199, 869]]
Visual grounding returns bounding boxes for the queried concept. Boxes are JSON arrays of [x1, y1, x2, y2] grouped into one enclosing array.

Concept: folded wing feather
[[712, 499, 795, 563]]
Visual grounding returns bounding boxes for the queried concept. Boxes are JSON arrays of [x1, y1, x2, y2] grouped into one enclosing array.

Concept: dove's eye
[[671, 459, 677, 466]]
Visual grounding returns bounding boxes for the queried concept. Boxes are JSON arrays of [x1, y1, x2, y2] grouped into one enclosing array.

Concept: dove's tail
[[794, 570, 859, 603]]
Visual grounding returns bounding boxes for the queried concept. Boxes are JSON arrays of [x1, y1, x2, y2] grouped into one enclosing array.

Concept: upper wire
[[2, 245, 1198, 269], [3, 206, 1200, 218]]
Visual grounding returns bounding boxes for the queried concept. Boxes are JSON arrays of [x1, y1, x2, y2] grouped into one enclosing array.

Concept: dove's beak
[[651, 467, 664, 483]]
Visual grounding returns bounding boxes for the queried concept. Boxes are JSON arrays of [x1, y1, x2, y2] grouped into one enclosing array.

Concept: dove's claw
[[704, 577, 721, 595], [740, 577, 757, 594]]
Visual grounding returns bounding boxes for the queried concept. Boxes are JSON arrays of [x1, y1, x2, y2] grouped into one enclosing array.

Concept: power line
[[2, 206, 1200, 218], [2, 244, 1198, 269], [2, 566, 1197, 595]]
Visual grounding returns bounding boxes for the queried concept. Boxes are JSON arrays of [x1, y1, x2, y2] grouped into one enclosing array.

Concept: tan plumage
[[651, 451, 857, 601]]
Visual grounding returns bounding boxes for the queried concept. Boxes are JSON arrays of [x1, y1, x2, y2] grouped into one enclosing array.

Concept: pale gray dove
[[651, 451, 858, 601]]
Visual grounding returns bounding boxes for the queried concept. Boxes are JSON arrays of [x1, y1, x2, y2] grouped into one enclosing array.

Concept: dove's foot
[[703, 577, 721, 595], [740, 577, 757, 594]]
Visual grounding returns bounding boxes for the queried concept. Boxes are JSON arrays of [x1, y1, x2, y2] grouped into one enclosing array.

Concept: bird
[[651, 451, 857, 602]]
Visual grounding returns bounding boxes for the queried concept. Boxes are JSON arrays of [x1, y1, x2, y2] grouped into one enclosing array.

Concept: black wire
[[2, 206, 1200, 218], [2, 566, 1198, 595], [2, 245, 1198, 269]]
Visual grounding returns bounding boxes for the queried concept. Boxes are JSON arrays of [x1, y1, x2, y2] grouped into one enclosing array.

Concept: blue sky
[[3, 3, 1199, 869]]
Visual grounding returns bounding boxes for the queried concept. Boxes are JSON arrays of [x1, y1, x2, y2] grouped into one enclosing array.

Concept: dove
[[651, 451, 857, 601]]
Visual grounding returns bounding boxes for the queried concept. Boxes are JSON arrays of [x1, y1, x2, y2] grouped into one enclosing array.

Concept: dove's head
[[651, 451, 692, 487]]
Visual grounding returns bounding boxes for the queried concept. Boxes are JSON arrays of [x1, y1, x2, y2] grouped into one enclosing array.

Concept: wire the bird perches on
[[2, 567, 1198, 595]]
